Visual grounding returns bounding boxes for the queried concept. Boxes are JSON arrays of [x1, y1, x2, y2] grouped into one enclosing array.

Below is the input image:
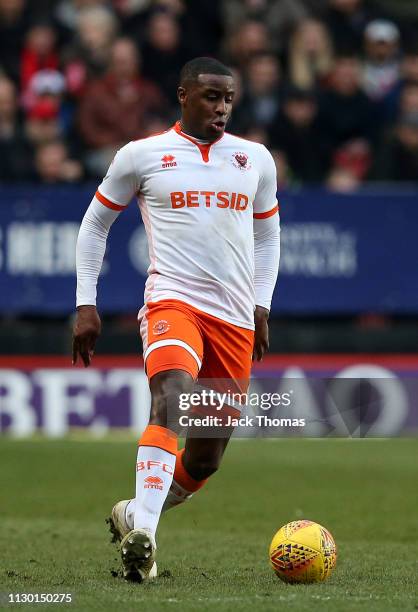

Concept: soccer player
[[72, 57, 280, 582]]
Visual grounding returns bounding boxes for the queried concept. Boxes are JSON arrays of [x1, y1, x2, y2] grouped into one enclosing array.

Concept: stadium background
[[0, 3, 418, 610], [1, 0, 418, 437]]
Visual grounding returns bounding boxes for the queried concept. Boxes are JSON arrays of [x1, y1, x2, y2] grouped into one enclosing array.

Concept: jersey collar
[[173, 121, 224, 163]]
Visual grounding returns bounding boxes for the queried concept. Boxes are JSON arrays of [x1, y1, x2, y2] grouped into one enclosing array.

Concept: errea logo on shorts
[[153, 319, 170, 335], [161, 154, 177, 168]]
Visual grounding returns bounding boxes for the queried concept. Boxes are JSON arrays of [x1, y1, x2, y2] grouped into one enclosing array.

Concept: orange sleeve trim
[[173, 448, 208, 491], [253, 203, 279, 219], [138, 424, 177, 455], [95, 190, 125, 212]]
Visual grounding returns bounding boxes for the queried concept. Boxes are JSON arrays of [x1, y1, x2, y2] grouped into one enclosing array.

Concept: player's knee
[[149, 370, 194, 426]]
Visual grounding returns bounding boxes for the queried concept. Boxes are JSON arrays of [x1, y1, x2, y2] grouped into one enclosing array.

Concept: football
[[269, 520, 337, 583]]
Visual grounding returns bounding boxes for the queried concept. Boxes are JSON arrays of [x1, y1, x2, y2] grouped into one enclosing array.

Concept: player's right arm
[[72, 143, 138, 367]]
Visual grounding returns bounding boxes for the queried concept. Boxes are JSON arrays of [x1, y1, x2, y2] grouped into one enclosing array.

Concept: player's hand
[[253, 306, 269, 361], [72, 305, 101, 367]]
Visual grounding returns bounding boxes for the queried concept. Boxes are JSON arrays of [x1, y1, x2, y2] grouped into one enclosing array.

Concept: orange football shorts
[[139, 299, 254, 393]]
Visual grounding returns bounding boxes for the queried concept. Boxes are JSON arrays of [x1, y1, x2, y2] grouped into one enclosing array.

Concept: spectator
[[22, 69, 76, 140], [222, 0, 309, 53], [241, 125, 269, 145], [181, 0, 223, 57], [324, 0, 383, 53], [151, 0, 184, 14], [34, 139, 83, 183], [287, 18, 334, 89], [362, 19, 401, 102], [238, 127, 300, 188], [25, 97, 62, 145], [375, 0, 418, 45], [326, 166, 361, 191], [77, 37, 165, 176], [25, 68, 66, 107], [114, 0, 150, 17], [116, 1, 190, 49], [400, 45, 418, 85], [0, 0, 31, 83], [220, 66, 243, 134], [62, 5, 118, 98], [371, 113, 418, 182], [115, 0, 154, 41], [225, 20, 271, 70], [318, 53, 376, 150], [20, 22, 59, 95], [398, 83, 418, 117], [271, 86, 330, 182], [378, 45, 418, 124], [54, 0, 112, 34], [271, 149, 295, 190], [330, 137, 372, 181], [0, 76, 32, 181], [0, 0, 415, 185], [140, 11, 190, 105], [232, 53, 282, 133]]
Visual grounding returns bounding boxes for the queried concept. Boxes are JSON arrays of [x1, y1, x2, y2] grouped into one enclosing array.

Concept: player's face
[[178, 74, 235, 141]]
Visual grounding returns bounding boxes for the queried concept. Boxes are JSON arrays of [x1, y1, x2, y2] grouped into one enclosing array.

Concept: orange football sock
[[173, 448, 207, 492], [162, 448, 208, 512]]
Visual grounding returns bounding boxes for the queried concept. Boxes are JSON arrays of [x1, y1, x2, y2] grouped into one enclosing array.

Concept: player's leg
[[119, 369, 193, 581], [162, 308, 254, 512], [123, 433, 233, 517], [121, 435, 226, 521], [109, 370, 194, 573], [161, 431, 233, 511], [132, 369, 193, 534], [182, 432, 233, 479], [113, 302, 254, 575], [114, 301, 203, 581]]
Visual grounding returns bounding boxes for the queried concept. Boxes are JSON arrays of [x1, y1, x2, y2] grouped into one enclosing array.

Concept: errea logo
[[161, 154, 177, 168], [144, 476, 164, 490]]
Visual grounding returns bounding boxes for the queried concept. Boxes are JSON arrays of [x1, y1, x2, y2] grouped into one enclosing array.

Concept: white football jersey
[[96, 122, 278, 329]]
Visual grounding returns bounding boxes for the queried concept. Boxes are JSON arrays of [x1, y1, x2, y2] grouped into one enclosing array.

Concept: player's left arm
[[252, 146, 280, 361]]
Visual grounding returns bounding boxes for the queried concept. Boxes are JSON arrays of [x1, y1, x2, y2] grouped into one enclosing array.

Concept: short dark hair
[[180, 57, 233, 86]]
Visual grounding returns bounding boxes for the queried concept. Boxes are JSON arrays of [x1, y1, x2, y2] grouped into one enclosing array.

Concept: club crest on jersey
[[232, 152, 251, 171], [153, 319, 170, 335], [161, 154, 177, 168]]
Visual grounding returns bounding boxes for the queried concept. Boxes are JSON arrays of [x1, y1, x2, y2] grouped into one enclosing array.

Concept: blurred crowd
[[0, 0, 418, 189]]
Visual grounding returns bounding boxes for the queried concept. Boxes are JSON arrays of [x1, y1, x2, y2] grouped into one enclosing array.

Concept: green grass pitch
[[1, 437, 417, 611]]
